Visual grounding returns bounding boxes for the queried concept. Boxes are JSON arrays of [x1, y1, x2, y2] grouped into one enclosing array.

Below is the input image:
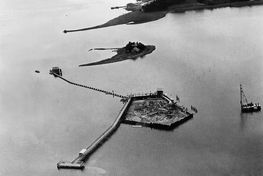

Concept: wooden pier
[[57, 98, 132, 170], [50, 70, 128, 99]]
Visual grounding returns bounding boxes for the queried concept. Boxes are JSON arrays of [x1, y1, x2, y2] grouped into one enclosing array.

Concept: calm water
[[1, 1, 263, 176]]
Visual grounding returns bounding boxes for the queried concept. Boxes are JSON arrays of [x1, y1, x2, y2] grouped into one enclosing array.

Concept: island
[[79, 42, 156, 67]]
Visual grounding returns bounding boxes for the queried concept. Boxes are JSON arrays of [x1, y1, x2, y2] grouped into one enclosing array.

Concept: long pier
[[57, 98, 132, 169], [50, 71, 128, 99]]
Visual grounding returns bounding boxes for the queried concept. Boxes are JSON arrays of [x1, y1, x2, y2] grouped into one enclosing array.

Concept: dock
[[57, 98, 132, 170], [50, 68, 194, 170]]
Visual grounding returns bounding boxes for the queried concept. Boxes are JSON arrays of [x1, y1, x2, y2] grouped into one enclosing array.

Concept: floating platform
[[123, 90, 193, 130]]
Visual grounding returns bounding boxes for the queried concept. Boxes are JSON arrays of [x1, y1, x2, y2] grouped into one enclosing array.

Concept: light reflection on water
[[0, 1, 263, 176]]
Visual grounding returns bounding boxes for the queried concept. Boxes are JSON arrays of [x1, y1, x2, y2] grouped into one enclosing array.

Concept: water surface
[[1, 1, 263, 176]]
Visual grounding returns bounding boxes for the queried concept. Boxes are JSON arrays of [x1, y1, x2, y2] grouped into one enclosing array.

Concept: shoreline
[[168, 0, 263, 13]]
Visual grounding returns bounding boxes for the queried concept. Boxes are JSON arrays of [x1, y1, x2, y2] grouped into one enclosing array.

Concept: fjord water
[[1, 0, 263, 175]]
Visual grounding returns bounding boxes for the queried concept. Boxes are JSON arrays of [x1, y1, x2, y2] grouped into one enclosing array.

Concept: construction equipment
[[240, 84, 261, 113]]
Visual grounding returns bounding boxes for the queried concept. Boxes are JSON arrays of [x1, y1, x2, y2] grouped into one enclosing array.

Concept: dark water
[[1, 1, 263, 175]]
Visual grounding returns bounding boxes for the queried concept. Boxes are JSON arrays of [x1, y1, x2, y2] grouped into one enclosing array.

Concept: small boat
[[240, 84, 261, 113]]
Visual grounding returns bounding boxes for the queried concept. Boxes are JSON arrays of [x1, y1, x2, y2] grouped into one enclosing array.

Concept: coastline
[[168, 0, 263, 13]]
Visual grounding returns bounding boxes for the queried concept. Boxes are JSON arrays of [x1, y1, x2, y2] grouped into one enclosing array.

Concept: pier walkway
[[57, 98, 132, 169], [51, 72, 128, 99]]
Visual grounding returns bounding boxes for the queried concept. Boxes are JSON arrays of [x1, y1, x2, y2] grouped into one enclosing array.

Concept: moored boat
[[240, 84, 261, 113]]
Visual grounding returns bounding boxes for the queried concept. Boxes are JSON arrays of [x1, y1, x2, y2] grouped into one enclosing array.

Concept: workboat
[[240, 84, 261, 113]]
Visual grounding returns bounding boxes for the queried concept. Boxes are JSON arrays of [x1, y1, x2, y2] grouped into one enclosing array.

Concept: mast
[[240, 84, 249, 106], [240, 84, 243, 106]]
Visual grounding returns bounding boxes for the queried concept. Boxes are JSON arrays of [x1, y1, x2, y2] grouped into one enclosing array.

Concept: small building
[[156, 89, 163, 97], [49, 67, 62, 77], [79, 149, 87, 156]]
